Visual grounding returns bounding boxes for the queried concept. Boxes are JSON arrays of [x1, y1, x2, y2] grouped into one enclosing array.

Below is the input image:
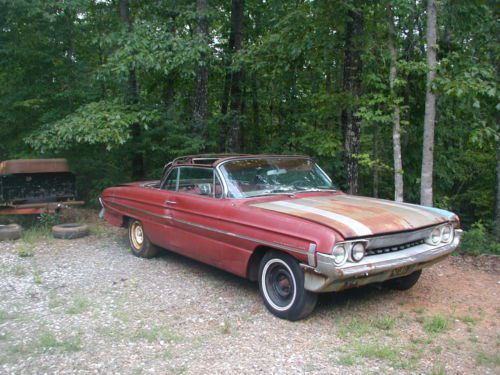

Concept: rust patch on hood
[[252, 195, 452, 238]]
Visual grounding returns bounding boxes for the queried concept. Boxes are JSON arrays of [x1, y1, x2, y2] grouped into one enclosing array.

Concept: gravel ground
[[0, 214, 499, 375]]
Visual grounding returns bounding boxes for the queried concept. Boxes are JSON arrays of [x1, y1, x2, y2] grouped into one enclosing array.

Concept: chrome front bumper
[[304, 229, 462, 292]]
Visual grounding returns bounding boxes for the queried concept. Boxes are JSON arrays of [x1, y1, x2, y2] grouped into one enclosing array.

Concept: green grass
[[354, 342, 400, 362], [12, 264, 27, 276], [33, 271, 43, 284], [423, 314, 449, 334], [38, 331, 82, 352], [337, 317, 371, 338], [65, 295, 91, 315], [476, 350, 500, 368], [371, 315, 396, 331], [48, 293, 65, 309], [430, 363, 446, 375], [220, 319, 231, 334], [17, 242, 34, 257], [133, 325, 182, 343], [457, 315, 478, 325], [337, 353, 355, 366], [0, 310, 10, 323]]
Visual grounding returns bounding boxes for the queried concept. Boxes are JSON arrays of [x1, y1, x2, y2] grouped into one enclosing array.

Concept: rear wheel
[[384, 270, 422, 291], [128, 220, 158, 258], [258, 251, 317, 321]]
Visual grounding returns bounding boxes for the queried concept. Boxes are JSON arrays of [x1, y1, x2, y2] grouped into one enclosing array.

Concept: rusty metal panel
[[0, 159, 70, 174], [252, 195, 449, 238]]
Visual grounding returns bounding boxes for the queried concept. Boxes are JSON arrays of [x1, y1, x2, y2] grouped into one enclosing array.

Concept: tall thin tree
[[193, 0, 209, 139], [341, 9, 363, 195], [420, 0, 437, 206], [119, 0, 144, 179], [227, 0, 245, 152], [388, 4, 404, 202]]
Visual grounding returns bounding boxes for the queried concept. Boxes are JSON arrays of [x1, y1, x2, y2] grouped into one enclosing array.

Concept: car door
[[164, 166, 226, 266]]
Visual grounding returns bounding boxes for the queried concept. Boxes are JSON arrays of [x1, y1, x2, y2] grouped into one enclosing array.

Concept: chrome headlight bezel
[[351, 242, 366, 262], [426, 223, 455, 246], [331, 243, 348, 265], [441, 224, 454, 243]]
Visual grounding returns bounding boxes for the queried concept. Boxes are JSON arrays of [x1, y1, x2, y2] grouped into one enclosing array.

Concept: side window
[[178, 167, 220, 198], [162, 168, 178, 191]]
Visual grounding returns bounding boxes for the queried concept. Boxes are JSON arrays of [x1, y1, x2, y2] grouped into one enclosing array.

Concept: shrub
[[458, 222, 500, 256]]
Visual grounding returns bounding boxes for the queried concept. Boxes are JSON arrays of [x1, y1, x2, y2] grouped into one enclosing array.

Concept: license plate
[[391, 265, 411, 277]]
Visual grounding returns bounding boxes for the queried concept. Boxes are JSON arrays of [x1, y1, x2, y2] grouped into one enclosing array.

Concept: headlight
[[429, 226, 442, 245], [351, 242, 365, 262], [441, 224, 453, 243], [332, 244, 348, 265]]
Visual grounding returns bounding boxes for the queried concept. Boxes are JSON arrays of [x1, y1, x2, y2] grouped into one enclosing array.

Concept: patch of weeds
[[12, 264, 27, 276], [22, 226, 51, 243], [48, 293, 65, 309], [133, 325, 182, 343], [0, 310, 11, 323], [457, 315, 478, 325], [430, 363, 446, 375], [431, 345, 443, 354], [354, 342, 400, 363], [38, 331, 82, 353], [112, 309, 130, 322], [371, 315, 396, 331], [17, 242, 34, 257], [220, 319, 231, 334], [33, 271, 42, 284], [476, 350, 500, 368], [88, 223, 108, 238], [469, 335, 479, 343], [65, 295, 91, 315], [423, 314, 449, 334], [337, 353, 355, 366], [337, 317, 371, 338]]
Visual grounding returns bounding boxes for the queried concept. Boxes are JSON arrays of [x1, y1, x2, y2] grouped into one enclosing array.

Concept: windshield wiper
[[295, 187, 337, 192]]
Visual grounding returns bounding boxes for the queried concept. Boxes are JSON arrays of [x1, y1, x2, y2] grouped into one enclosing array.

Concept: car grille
[[366, 239, 425, 256]]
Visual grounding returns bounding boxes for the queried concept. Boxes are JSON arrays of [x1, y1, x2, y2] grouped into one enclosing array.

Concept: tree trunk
[[193, 0, 209, 139], [227, 0, 245, 153], [388, 5, 404, 202], [119, 0, 144, 179], [495, 119, 500, 240], [341, 9, 363, 195], [420, 0, 437, 206], [372, 123, 379, 198]]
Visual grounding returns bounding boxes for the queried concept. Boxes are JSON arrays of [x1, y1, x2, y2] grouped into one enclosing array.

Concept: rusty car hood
[[251, 195, 457, 239]]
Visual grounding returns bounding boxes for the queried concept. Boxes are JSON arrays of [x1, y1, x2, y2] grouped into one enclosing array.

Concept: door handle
[[165, 200, 177, 205]]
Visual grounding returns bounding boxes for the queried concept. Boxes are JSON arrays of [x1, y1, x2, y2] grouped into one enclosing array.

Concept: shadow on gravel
[[156, 246, 258, 292], [315, 284, 393, 312]]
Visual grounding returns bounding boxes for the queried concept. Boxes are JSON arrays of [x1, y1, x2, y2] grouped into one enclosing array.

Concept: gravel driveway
[[0, 215, 499, 374]]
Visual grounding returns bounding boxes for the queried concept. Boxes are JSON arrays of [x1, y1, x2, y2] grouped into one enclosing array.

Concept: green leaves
[[26, 101, 160, 152]]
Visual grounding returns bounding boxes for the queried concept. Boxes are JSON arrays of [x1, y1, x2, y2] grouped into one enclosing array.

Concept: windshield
[[219, 157, 335, 198]]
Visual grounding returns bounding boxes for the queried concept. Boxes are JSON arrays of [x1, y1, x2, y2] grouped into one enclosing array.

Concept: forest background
[[0, 0, 498, 252]]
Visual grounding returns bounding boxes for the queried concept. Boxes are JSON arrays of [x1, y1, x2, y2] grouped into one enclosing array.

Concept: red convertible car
[[100, 154, 462, 320]]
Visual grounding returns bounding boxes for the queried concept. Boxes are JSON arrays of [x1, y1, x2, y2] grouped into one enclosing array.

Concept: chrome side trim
[[106, 200, 308, 256], [307, 243, 317, 267], [107, 201, 173, 220], [172, 217, 308, 256]]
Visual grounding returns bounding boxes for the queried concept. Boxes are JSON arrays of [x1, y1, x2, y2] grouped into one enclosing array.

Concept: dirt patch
[[0, 212, 498, 374]]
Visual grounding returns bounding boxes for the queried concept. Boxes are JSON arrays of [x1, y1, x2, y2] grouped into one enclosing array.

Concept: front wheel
[[384, 270, 422, 291], [258, 251, 317, 321], [128, 219, 158, 258]]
